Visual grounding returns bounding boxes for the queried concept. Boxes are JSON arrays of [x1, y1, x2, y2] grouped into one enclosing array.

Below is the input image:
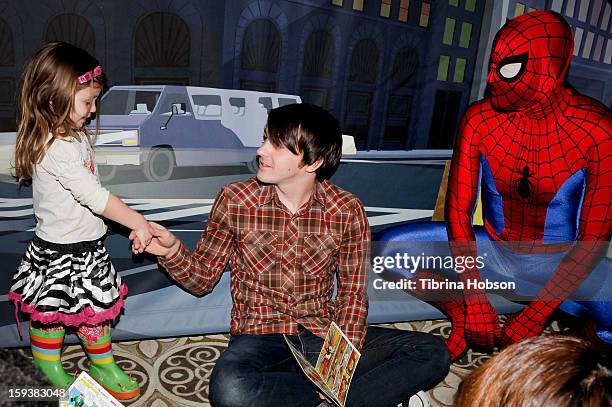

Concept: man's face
[[256, 134, 312, 187], [71, 85, 101, 128]]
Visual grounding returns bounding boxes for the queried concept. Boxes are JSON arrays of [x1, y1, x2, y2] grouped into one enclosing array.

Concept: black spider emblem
[[515, 165, 535, 199]]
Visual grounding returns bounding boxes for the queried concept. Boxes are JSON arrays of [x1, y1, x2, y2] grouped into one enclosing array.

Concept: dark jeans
[[209, 326, 450, 407]]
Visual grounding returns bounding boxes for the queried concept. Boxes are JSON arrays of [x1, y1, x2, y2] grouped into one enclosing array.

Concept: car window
[[160, 93, 191, 115], [229, 97, 246, 116], [99, 90, 161, 115], [192, 95, 223, 117], [278, 97, 298, 107], [258, 97, 273, 113]]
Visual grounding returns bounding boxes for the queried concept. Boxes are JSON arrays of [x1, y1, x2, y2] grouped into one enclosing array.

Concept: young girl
[[8, 42, 152, 400]]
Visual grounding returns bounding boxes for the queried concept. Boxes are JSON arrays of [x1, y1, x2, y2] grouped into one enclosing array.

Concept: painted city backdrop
[[0, 0, 610, 150]]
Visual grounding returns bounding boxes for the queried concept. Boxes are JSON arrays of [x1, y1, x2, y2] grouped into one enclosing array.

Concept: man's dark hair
[[265, 103, 342, 181]]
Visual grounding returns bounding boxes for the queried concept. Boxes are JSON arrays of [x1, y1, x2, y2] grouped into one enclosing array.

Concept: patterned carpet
[[2, 316, 573, 407]]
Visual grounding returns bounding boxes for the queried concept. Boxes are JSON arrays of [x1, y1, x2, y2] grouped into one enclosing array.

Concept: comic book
[[59, 371, 124, 407], [284, 322, 361, 407]]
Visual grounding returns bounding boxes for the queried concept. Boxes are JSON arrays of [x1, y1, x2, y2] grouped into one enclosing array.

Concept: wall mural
[[0, 0, 610, 347]]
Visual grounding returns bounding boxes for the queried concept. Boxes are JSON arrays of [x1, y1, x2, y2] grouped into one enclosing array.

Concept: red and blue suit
[[378, 10, 612, 360]]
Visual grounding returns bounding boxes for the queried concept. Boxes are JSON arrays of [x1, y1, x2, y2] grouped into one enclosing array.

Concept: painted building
[[5, 1, 609, 152]]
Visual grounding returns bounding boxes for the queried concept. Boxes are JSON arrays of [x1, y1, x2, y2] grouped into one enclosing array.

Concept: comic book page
[[285, 336, 339, 404], [59, 371, 124, 407], [284, 322, 361, 407]]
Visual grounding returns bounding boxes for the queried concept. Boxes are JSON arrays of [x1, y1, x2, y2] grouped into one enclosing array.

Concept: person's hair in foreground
[[264, 103, 342, 181], [454, 335, 612, 407]]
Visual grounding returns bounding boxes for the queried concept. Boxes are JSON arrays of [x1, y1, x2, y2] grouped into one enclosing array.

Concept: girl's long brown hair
[[14, 41, 104, 183], [454, 335, 612, 407]]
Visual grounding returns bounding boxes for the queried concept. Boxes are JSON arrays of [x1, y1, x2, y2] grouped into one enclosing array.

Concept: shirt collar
[[257, 180, 327, 208], [258, 183, 275, 207], [312, 181, 327, 207]]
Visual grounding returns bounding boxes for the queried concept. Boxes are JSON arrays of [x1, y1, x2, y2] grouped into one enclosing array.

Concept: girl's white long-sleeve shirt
[[33, 135, 110, 243]]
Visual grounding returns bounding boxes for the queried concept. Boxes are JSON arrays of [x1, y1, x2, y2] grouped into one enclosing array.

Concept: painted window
[[258, 97, 273, 113], [229, 97, 246, 116], [345, 91, 373, 149], [383, 94, 413, 149], [573, 27, 584, 56], [347, 92, 372, 114], [353, 0, 365, 11], [349, 39, 380, 83], [604, 39, 612, 64], [437, 55, 450, 81], [581, 31, 595, 59], [391, 47, 418, 87], [590, 0, 603, 27], [419, 2, 431, 28], [578, 0, 590, 23], [381, 0, 392, 17], [600, 3, 611, 30], [134, 12, 189, 67], [241, 19, 280, 73], [551, 0, 563, 13], [514, 3, 526, 17], [0, 19, 14, 66], [443, 18, 456, 45], [459, 22, 472, 48], [565, 0, 576, 18], [47, 13, 95, 56], [192, 95, 222, 117], [303, 30, 335, 78], [301, 87, 329, 108], [99, 90, 161, 115], [593, 35, 604, 61], [399, 0, 410, 21], [453, 58, 466, 83], [0, 79, 13, 104]]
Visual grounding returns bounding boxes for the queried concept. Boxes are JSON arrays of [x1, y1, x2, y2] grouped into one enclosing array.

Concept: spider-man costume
[[378, 10, 611, 360]]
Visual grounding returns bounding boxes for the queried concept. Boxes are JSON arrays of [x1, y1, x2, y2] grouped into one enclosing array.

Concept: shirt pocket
[[302, 234, 339, 277], [241, 230, 279, 287]]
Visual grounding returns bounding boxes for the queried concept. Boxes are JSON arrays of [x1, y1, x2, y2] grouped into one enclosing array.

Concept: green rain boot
[[80, 325, 140, 400], [29, 324, 75, 388]]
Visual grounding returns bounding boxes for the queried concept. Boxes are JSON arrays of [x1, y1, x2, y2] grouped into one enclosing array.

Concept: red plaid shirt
[[159, 178, 370, 348]]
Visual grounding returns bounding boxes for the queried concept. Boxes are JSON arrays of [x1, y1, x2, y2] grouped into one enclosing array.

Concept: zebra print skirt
[[9, 236, 128, 327]]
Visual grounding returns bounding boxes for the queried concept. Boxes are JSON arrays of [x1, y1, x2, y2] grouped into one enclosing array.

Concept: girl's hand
[[131, 235, 142, 253], [130, 222, 180, 257], [131, 222, 153, 254]]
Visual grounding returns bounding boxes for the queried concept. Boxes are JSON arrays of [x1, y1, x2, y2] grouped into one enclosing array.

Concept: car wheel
[[97, 165, 117, 184], [143, 148, 175, 182]]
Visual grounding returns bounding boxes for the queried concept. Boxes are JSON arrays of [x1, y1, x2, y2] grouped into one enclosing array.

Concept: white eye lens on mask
[[499, 62, 523, 79]]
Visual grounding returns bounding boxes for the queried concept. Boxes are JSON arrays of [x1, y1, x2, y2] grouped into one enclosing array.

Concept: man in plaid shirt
[[134, 104, 450, 406]]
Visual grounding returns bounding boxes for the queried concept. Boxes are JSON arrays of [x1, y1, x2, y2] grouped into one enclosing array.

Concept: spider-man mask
[[486, 11, 574, 112]]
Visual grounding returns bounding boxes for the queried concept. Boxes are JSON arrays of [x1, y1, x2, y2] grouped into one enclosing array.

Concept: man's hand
[[464, 299, 501, 349], [130, 221, 181, 257]]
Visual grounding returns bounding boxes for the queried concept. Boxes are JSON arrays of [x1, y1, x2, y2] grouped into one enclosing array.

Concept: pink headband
[[77, 65, 103, 84]]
